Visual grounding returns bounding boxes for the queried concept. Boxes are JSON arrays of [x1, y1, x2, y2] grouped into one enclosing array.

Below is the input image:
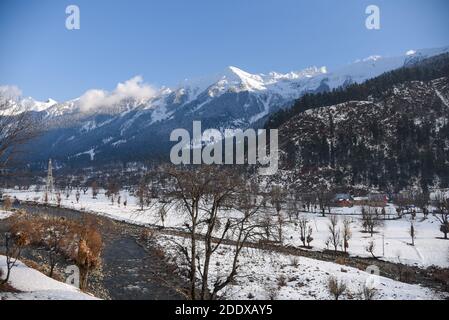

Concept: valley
[[2, 46, 449, 302]]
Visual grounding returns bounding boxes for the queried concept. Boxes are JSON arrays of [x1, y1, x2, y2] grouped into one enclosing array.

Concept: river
[[2, 203, 186, 300]]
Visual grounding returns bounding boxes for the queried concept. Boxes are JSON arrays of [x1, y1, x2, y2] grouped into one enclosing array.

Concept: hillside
[[267, 52, 449, 129], [276, 75, 449, 191]]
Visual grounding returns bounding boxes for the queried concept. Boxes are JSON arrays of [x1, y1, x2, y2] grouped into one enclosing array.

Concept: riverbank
[[4, 202, 448, 300], [0, 204, 188, 300]]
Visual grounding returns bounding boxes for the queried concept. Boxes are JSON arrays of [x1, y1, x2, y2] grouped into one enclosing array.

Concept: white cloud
[[79, 76, 157, 112], [0, 85, 22, 101], [115, 76, 156, 101], [79, 89, 108, 111]]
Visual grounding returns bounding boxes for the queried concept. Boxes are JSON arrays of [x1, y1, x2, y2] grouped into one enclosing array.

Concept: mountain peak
[[46, 98, 58, 105], [227, 65, 246, 74], [219, 66, 265, 91], [223, 66, 257, 80]]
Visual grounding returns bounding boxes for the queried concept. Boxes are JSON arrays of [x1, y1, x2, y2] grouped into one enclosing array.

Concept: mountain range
[[3, 46, 449, 169]]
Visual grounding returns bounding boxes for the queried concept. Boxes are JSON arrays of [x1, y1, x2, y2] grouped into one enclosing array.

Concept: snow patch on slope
[[0, 256, 97, 300], [72, 148, 96, 161]]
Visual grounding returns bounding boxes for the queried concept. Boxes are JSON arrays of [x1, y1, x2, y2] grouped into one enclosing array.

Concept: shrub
[[360, 284, 378, 300], [3, 196, 12, 211], [327, 276, 347, 300], [277, 275, 287, 288], [290, 257, 299, 267], [266, 285, 279, 300]]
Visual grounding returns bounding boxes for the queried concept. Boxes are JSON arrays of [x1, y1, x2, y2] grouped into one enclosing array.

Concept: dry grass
[[21, 259, 65, 282]]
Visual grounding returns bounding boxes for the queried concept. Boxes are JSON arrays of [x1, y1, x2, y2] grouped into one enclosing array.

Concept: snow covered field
[[283, 210, 449, 268], [159, 235, 445, 300], [0, 256, 97, 300], [5, 188, 172, 226], [3, 187, 449, 300], [4, 188, 449, 268]]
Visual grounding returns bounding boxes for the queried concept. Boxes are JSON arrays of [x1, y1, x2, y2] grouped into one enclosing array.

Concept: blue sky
[[1, 0, 448, 101]]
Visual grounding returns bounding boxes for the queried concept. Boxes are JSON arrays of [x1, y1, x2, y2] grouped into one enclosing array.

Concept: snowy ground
[[3, 187, 449, 300], [283, 209, 449, 268], [4, 188, 189, 228], [159, 235, 445, 300], [0, 255, 97, 300], [0, 210, 13, 220], [4, 188, 449, 268]]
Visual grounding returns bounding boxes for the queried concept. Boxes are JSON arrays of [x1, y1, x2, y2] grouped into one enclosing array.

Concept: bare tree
[[47, 218, 74, 277], [1, 232, 29, 284], [74, 216, 103, 290], [196, 169, 241, 300], [161, 165, 264, 300], [365, 240, 377, 259], [91, 181, 99, 199], [56, 192, 62, 207], [161, 165, 215, 300], [136, 180, 148, 211], [412, 191, 430, 217], [12, 214, 79, 278], [433, 192, 449, 240], [327, 215, 340, 253], [209, 180, 265, 300], [409, 221, 416, 246], [105, 180, 120, 204], [361, 207, 383, 236], [2, 196, 12, 211], [327, 276, 347, 300], [394, 193, 412, 218], [298, 215, 310, 247], [306, 225, 314, 247], [287, 195, 298, 221], [259, 208, 277, 242], [269, 186, 286, 244], [158, 205, 167, 227], [360, 283, 378, 300], [301, 193, 316, 213], [341, 217, 352, 253], [316, 188, 333, 217]]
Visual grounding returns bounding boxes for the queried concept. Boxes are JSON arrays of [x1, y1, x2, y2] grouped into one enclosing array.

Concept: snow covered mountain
[[271, 52, 449, 190], [0, 97, 58, 115], [276, 76, 449, 190], [5, 46, 449, 168]]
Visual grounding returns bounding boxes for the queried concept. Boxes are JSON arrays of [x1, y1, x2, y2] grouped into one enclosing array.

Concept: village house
[[333, 193, 354, 207]]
